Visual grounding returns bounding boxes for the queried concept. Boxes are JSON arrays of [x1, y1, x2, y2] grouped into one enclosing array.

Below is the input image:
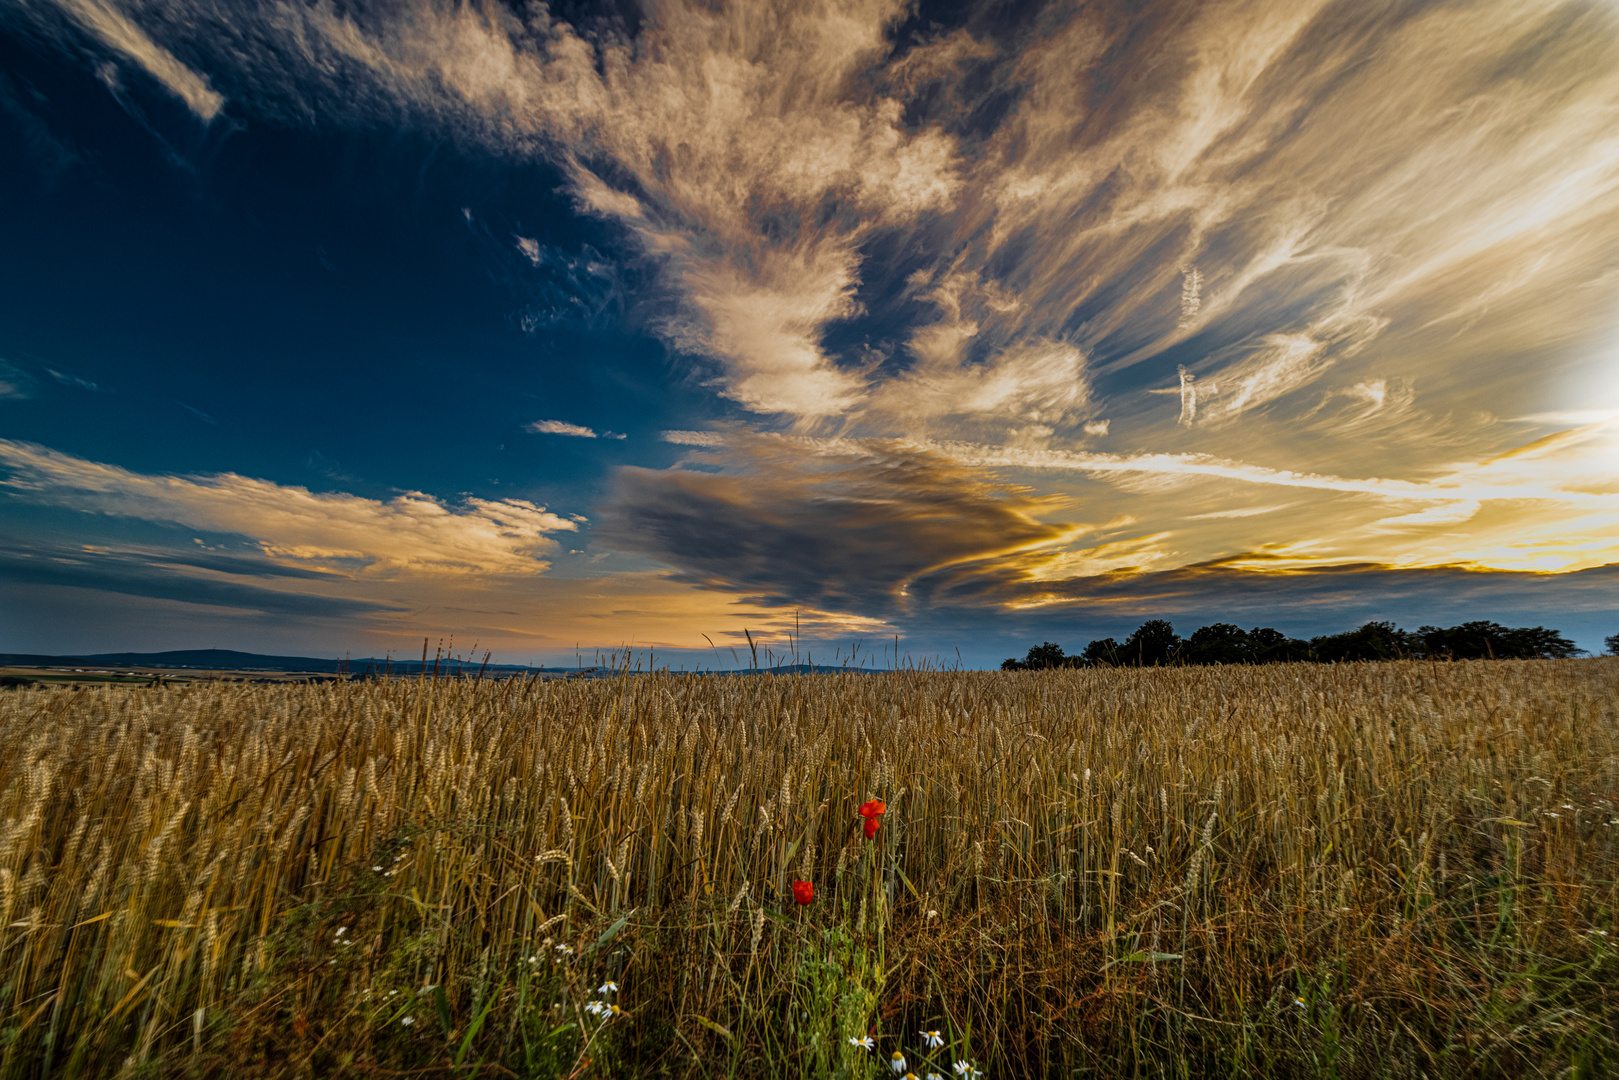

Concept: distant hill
[[0, 650, 889, 676], [0, 649, 548, 675]]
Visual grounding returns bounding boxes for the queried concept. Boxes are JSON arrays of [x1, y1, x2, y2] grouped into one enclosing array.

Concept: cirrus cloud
[[525, 419, 624, 439]]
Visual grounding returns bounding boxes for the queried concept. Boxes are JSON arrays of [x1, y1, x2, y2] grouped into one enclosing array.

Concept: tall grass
[[1, 660, 1616, 1078]]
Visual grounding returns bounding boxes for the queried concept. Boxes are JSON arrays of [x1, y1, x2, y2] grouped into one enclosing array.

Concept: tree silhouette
[[1080, 637, 1123, 666], [1024, 642, 1068, 669], [1001, 641, 1072, 670], [1002, 617, 1586, 671], [1183, 623, 1250, 665], [1124, 620, 1181, 666], [1308, 621, 1412, 662], [1416, 622, 1579, 660]]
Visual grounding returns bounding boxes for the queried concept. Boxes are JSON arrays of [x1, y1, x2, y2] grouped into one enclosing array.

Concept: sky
[[1, 0, 1617, 668]]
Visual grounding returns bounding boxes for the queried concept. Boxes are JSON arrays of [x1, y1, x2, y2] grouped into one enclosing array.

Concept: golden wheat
[[1, 660, 1616, 1077]]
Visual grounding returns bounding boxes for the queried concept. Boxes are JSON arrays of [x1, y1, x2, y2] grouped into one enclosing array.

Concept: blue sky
[[1, 0, 1617, 667]]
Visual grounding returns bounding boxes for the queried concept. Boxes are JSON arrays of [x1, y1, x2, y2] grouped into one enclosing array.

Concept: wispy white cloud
[[666, 425, 1619, 512], [526, 419, 624, 439], [1511, 409, 1619, 427], [661, 430, 728, 447], [52, 0, 223, 121], [0, 440, 576, 575], [47, 368, 103, 393], [878, 337, 1091, 430], [1303, 378, 1421, 438], [1187, 505, 1291, 520], [1195, 333, 1332, 425], [0, 360, 35, 400], [1178, 266, 1201, 330]]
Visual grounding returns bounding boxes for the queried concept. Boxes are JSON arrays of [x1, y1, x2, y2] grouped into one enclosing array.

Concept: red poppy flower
[[863, 817, 881, 839], [857, 799, 887, 819], [792, 880, 814, 905]]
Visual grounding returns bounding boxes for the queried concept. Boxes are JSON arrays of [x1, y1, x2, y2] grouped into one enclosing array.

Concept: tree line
[[1001, 619, 1604, 670]]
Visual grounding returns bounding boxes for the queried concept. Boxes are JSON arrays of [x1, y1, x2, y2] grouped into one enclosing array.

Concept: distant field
[[0, 667, 345, 688], [1, 662, 1615, 1078]]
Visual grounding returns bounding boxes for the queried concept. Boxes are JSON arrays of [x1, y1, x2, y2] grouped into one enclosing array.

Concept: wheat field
[[1, 660, 1616, 1078]]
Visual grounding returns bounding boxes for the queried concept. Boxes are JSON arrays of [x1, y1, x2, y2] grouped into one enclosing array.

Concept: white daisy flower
[[849, 1036, 875, 1051], [598, 981, 618, 995], [890, 1051, 907, 1073], [920, 1030, 944, 1049], [400, 1016, 415, 1026]]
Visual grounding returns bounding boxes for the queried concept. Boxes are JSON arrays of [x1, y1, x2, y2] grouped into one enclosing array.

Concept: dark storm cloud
[[597, 433, 1074, 613]]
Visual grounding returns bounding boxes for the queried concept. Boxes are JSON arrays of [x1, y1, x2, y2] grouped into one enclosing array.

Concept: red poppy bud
[[792, 880, 814, 905], [858, 799, 887, 819], [863, 817, 881, 839]]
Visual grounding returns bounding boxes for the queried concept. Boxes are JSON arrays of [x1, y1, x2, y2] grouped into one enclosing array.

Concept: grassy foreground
[[1, 661, 1617, 1079]]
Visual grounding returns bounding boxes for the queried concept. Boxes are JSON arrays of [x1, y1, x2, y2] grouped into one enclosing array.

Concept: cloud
[[646, 423, 1619, 593], [0, 66, 82, 176], [0, 360, 35, 400], [605, 427, 1619, 649], [1187, 504, 1291, 520], [525, 420, 624, 439], [50, 0, 224, 121], [878, 337, 1092, 430], [1178, 266, 1202, 329], [8, 0, 1619, 651], [1193, 333, 1331, 425], [932, 422, 1619, 513], [968, 559, 1619, 641], [0, 541, 396, 618], [38, 0, 1618, 438], [47, 369, 102, 393], [31, 0, 963, 419], [1512, 409, 1619, 427], [599, 434, 1076, 615], [1297, 377, 1433, 444], [509, 240, 622, 331], [0, 440, 577, 575]]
